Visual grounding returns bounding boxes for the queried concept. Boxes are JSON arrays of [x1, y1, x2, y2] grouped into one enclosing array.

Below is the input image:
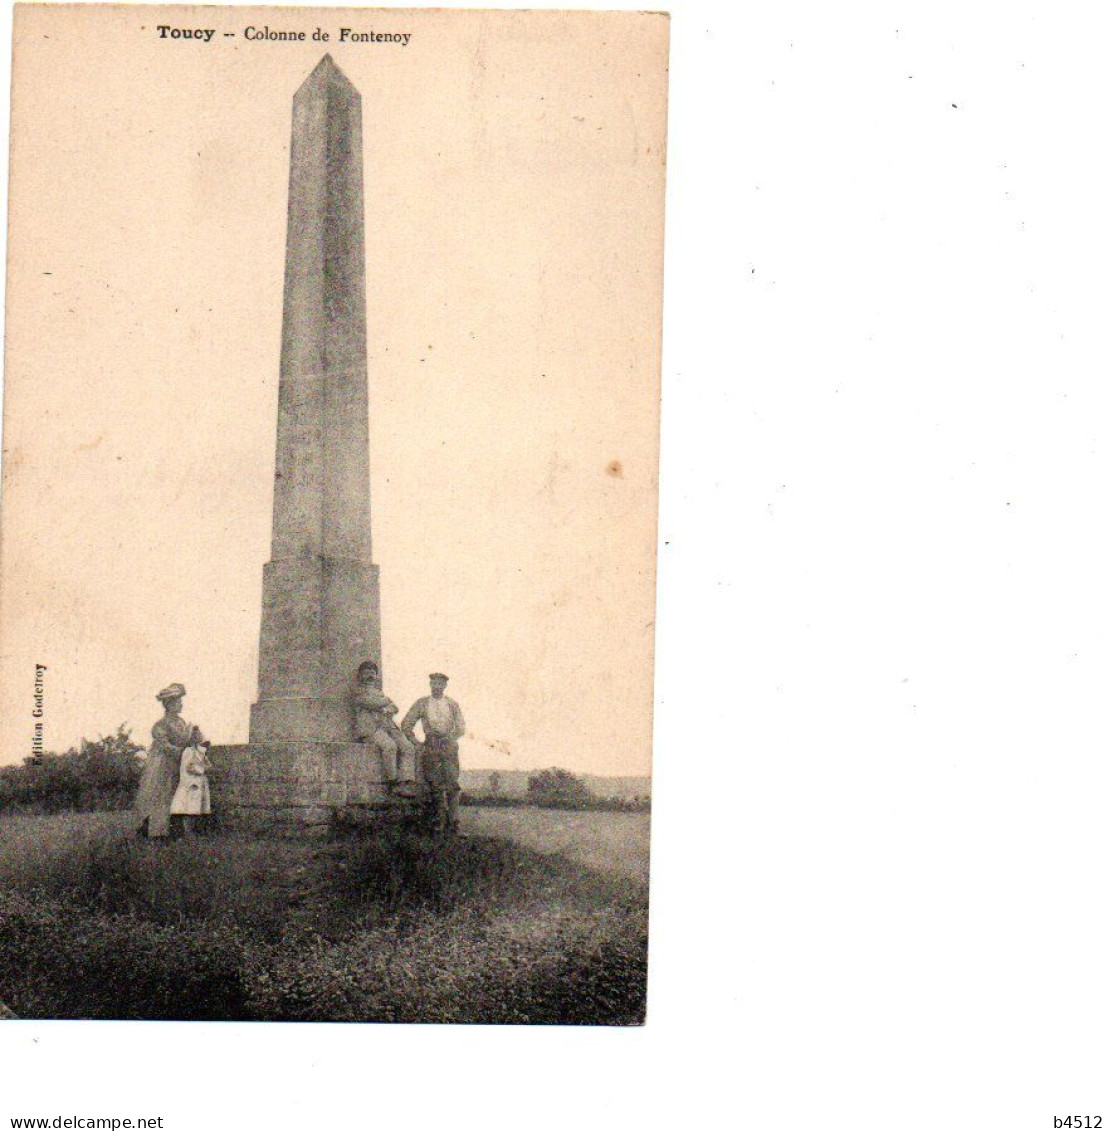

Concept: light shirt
[[401, 694, 465, 742], [425, 696, 454, 735]]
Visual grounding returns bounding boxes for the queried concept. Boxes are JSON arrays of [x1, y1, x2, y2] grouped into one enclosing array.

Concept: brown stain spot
[[75, 434, 104, 453], [2, 446, 24, 484], [469, 732, 513, 758], [606, 460, 624, 478]]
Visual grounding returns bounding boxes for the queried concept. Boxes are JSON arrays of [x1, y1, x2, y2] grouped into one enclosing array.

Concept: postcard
[[0, 4, 667, 1024]]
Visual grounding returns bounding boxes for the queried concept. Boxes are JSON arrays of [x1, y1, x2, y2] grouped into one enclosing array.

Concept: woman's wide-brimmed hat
[[156, 683, 186, 702]]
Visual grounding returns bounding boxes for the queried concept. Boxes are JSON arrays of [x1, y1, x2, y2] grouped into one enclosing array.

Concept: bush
[[0, 726, 144, 815], [527, 767, 595, 807]]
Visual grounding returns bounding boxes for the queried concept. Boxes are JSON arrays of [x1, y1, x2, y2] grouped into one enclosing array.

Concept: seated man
[[352, 660, 417, 797]]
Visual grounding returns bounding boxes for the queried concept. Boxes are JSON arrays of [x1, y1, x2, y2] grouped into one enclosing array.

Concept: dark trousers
[[421, 736, 460, 833]]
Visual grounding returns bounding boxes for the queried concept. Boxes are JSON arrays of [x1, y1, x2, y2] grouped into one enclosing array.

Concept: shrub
[[0, 726, 143, 814], [527, 767, 595, 807]]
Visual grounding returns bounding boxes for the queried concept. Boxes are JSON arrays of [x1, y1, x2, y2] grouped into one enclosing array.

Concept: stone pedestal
[[210, 742, 404, 834]]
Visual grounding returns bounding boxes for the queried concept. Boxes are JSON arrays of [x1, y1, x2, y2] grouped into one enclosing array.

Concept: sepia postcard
[[0, 4, 667, 1024]]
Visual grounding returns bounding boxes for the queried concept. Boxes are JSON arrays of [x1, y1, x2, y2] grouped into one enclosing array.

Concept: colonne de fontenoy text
[[155, 26, 412, 46]]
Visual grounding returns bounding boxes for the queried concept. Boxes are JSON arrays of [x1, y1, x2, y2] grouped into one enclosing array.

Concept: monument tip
[[297, 52, 358, 96]]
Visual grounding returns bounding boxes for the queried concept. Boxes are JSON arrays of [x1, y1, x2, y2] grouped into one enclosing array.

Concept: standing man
[[401, 673, 466, 835]]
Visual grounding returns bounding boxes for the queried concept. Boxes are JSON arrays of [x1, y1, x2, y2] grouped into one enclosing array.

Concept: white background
[[3, 2, 1112, 1129]]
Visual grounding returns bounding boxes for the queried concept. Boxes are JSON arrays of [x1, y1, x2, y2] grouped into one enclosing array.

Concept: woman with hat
[[134, 682, 208, 839]]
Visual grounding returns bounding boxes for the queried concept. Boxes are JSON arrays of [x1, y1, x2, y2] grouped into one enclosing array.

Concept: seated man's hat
[[156, 682, 186, 702], [429, 672, 449, 682]]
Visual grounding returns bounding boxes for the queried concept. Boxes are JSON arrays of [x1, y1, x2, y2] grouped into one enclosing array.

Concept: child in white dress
[[170, 744, 212, 837]]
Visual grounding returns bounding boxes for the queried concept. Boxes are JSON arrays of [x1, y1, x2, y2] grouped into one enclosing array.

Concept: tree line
[[0, 731, 650, 815]]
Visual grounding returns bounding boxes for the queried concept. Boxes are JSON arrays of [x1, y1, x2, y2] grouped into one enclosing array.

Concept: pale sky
[[0, 6, 666, 776]]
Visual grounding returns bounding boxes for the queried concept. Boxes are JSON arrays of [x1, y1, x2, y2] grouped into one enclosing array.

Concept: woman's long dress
[[134, 715, 202, 837]]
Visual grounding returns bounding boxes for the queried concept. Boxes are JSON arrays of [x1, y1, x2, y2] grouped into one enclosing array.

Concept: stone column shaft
[[250, 55, 380, 743]]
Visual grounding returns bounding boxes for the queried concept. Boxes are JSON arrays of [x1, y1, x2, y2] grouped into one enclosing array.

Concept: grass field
[[0, 808, 649, 1024], [459, 807, 651, 882]]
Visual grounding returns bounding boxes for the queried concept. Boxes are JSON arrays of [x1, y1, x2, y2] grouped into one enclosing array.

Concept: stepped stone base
[[208, 742, 418, 834]]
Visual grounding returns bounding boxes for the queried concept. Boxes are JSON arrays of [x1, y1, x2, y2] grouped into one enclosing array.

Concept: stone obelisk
[[251, 53, 379, 743], [213, 56, 391, 830]]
